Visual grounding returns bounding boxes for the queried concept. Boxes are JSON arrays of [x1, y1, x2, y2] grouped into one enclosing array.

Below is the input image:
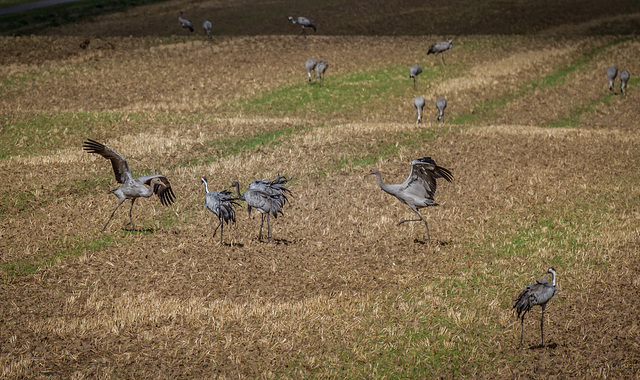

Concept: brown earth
[[1, 1, 640, 378]]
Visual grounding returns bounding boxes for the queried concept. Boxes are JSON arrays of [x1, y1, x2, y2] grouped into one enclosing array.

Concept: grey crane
[[248, 174, 292, 205], [203, 20, 212, 39], [620, 69, 630, 95], [513, 267, 558, 348], [288, 16, 316, 34], [201, 176, 239, 244], [414, 97, 425, 124], [428, 39, 453, 65], [370, 157, 453, 243], [305, 58, 317, 83], [409, 65, 422, 89], [231, 181, 285, 242], [178, 11, 194, 35], [316, 60, 329, 86], [436, 98, 447, 123], [606, 66, 618, 92], [83, 139, 176, 232]]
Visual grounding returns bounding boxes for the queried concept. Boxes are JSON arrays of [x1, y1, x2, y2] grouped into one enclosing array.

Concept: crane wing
[[83, 139, 131, 184], [403, 157, 453, 199], [138, 174, 176, 206]]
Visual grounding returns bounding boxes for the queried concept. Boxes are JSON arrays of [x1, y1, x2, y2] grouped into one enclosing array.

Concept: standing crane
[[202, 20, 212, 39], [178, 11, 194, 35], [248, 174, 292, 206], [305, 58, 317, 83], [201, 176, 238, 244], [606, 66, 618, 92], [369, 157, 453, 243], [409, 65, 422, 89], [231, 181, 285, 242], [436, 98, 447, 123], [316, 60, 329, 86], [428, 39, 453, 65], [83, 139, 176, 232], [414, 97, 425, 124], [620, 69, 630, 95], [288, 16, 316, 34], [513, 267, 558, 348]]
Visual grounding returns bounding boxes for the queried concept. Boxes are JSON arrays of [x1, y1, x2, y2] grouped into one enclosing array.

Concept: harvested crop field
[[1, 0, 640, 378]]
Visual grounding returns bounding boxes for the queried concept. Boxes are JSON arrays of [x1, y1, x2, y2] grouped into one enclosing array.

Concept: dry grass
[[2, 2, 640, 378]]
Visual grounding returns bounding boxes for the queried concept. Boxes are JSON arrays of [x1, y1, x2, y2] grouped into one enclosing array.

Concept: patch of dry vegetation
[[1, 3, 640, 377]]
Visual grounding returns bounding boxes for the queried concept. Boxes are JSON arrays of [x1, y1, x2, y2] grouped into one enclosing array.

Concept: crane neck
[[202, 179, 210, 193], [550, 270, 556, 287], [232, 182, 243, 199]]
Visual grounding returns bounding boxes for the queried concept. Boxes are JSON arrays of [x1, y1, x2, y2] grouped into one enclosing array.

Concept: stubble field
[[1, 0, 640, 378]]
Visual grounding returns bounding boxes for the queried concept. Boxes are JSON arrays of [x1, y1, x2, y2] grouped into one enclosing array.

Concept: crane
[[409, 65, 422, 89], [316, 60, 329, 86], [414, 97, 425, 124], [288, 16, 316, 34], [606, 66, 618, 92], [203, 20, 212, 39], [248, 174, 292, 205], [513, 267, 558, 348], [428, 39, 453, 65], [305, 58, 317, 83], [178, 11, 194, 35], [369, 157, 453, 243], [436, 98, 447, 123], [231, 181, 285, 242], [620, 69, 630, 95], [83, 139, 176, 232], [201, 176, 238, 244]]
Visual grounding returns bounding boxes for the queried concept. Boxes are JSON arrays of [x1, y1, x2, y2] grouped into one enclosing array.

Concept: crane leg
[[413, 77, 416, 90], [520, 316, 525, 348], [102, 198, 126, 232], [441, 53, 446, 65], [128, 198, 136, 231], [266, 214, 272, 242], [213, 219, 222, 238], [540, 310, 545, 347], [398, 208, 431, 243], [258, 214, 265, 240], [220, 221, 224, 244]]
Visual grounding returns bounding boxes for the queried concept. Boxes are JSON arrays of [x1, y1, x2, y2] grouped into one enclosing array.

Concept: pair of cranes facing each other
[[414, 97, 447, 124], [84, 139, 290, 243], [606, 66, 631, 95]]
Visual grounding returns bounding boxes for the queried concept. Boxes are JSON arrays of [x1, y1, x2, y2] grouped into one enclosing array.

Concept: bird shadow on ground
[[263, 238, 296, 246], [527, 342, 558, 350], [413, 238, 451, 246], [122, 227, 155, 234]]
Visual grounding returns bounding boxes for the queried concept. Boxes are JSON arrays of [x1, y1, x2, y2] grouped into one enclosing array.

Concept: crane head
[[547, 267, 556, 274], [369, 168, 379, 176], [201, 175, 207, 183]]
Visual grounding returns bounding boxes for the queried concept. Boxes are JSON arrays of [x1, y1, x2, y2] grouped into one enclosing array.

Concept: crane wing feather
[[138, 174, 175, 206], [83, 139, 131, 184]]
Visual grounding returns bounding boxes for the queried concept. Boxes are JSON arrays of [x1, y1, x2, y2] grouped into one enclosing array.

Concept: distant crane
[[428, 39, 453, 65], [409, 65, 422, 89], [436, 98, 447, 123], [414, 97, 425, 124], [179, 11, 194, 35], [606, 66, 618, 92], [369, 157, 453, 243], [201, 176, 238, 244], [620, 69, 630, 95], [316, 60, 329, 86], [513, 267, 558, 348], [83, 139, 176, 232], [305, 58, 317, 83], [288, 16, 316, 34], [231, 181, 285, 242], [203, 20, 212, 39]]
